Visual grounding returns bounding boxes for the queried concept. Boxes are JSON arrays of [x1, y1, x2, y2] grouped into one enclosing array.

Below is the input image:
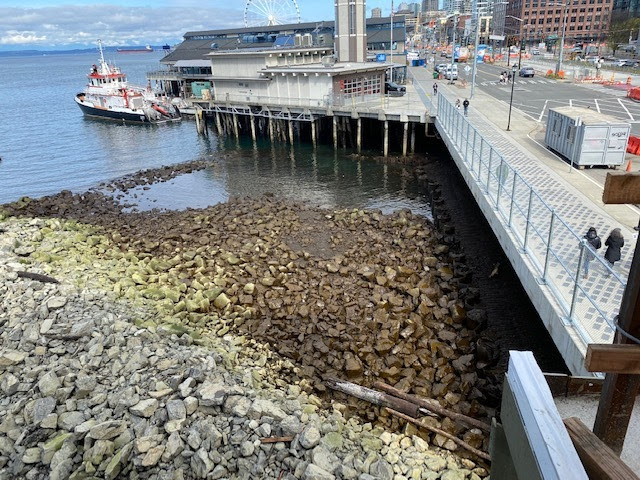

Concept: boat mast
[[97, 39, 108, 73]]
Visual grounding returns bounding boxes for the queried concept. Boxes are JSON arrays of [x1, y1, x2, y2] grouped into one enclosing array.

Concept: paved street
[[455, 62, 640, 134]]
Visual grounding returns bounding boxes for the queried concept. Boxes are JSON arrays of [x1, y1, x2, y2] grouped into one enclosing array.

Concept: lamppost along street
[[507, 64, 517, 131], [555, 0, 571, 75], [449, 11, 459, 84], [470, 15, 481, 98]]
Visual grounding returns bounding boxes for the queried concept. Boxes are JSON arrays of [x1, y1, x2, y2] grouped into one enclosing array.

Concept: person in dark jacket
[[583, 227, 601, 278], [463, 98, 470, 116], [604, 228, 624, 275]]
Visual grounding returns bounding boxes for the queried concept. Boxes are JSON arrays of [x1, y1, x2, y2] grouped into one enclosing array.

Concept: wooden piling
[[383, 120, 389, 157], [402, 122, 408, 157], [311, 120, 317, 148], [215, 111, 223, 136], [232, 113, 239, 138], [410, 123, 415, 153], [250, 112, 256, 142], [333, 116, 338, 149], [268, 116, 274, 142], [357, 118, 362, 153], [288, 119, 294, 145]]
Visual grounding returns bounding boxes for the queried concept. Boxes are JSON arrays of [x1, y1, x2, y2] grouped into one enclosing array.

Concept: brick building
[[505, 0, 613, 46]]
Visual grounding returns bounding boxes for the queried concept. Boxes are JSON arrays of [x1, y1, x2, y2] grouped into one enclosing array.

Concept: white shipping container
[[544, 106, 630, 168]]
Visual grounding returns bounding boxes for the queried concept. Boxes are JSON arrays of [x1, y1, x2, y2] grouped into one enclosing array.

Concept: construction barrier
[[628, 87, 640, 101], [626, 135, 640, 154]]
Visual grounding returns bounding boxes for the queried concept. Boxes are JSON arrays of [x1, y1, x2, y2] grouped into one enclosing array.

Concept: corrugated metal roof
[[549, 106, 629, 125]]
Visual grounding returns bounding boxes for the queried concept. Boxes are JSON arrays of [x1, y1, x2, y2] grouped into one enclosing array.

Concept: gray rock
[[184, 396, 198, 415], [303, 464, 336, 480], [248, 398, 287, 421], [166, 399, 186, 420], [198, 382, 227, 407], [38, 371, 60, 396], [58, 411, 85, 431], [0, 372, 19, 395], [88, 420, 127, 440], [0, 350, 27, 367], [240, 440, 255, 457], [424, 455, 447, 472], [46, 296, 67, 310], [440, 470, 466, 480], [141, 444, 165, 467], [187, 430, 202, 450], [129, 398, 159, 418], [22, 447, 41, 464], [358, 475, 376, 480], [210, 464, 228, 479], [74, 375, 97, 398], [300, 426, 322, 449], [41, 413, 58, 429], [369, 459, 394, 480], [32, 397, 56, 424], [311, 445, 338, 474], [191, 448, 214, 478], [281, 415, 302, 436], [162, 431, 184, 461]]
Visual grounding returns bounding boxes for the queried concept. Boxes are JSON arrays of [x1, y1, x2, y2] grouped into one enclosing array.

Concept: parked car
[[385, 81, 406, 95], [519, 66, 535, 77], [436, 63, 448, 73], [444, 65, 458, 80], [531, 49, 540, 55], [620, 59, 639, 68], [440, 52, 447, 57]]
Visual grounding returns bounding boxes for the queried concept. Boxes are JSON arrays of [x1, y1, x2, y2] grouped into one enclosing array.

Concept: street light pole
[[507, 64, 517, 131], [556, 0, 570, 75], [471, 15, 481, 98], [449, 12, 458, 84]]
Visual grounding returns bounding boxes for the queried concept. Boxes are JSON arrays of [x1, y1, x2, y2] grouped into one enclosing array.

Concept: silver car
[[519, 66, 535, 77]]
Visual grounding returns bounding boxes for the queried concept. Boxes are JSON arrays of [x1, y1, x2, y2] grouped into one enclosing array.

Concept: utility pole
[[471, 15, 481, 98], [449, 13, 458, 84], [556, 0, 570, 75]]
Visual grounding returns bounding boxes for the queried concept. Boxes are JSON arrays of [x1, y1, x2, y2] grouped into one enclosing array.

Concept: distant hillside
[[0, 47, 164, 58]]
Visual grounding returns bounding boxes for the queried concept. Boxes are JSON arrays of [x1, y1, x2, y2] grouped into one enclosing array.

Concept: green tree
[[608, 19, 640, 56]]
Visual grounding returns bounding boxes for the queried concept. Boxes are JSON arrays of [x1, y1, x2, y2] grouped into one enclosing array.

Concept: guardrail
[[437, 94, 627, 345]]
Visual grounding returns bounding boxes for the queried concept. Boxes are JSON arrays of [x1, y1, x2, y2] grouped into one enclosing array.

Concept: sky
[[0, 0, 394, 51]]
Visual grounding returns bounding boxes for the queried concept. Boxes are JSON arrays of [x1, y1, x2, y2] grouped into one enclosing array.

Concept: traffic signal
[[520, 39, 526, 51]]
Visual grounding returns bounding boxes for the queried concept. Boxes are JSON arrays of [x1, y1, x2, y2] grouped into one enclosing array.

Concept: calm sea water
[[0, 51, 431, 216]]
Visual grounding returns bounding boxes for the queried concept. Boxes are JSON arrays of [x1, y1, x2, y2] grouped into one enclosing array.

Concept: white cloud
[[0, 30, 47, 45], [0, 5, 246, 49]]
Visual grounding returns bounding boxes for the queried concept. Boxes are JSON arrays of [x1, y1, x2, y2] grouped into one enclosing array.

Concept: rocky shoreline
[[0, 167, 496, 480]]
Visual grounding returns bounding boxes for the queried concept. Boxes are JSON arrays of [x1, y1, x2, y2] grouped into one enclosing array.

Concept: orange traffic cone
[[627, 159, 633, 172]]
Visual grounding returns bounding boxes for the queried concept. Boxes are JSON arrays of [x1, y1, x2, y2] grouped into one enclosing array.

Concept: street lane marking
[[569, 99, 573, 107], [617, 98, 634, 119], [538, 100, 548, 122], [594, 99, 600, 113]]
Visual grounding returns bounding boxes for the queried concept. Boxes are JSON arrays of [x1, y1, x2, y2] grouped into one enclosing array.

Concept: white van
[[444, 64, 458, 80]]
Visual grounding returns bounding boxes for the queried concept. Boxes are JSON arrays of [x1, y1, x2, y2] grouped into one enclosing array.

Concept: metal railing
[[436, 94, 627, 345]]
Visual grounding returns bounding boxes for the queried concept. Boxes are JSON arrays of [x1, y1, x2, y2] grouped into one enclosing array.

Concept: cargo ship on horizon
[[116, 45, 153, 53]]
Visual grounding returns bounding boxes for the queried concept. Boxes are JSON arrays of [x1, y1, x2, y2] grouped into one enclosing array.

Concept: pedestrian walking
[[463, 98, 469, 116], [582, 226, 601, 279], [604, 228, 624, 275], [433, 82, 438, 96], [499, 73, 504, 84], [455, 98, 461, 110], [508, 71, 513, 83]]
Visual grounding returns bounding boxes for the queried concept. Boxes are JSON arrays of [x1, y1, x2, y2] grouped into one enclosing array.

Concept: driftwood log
[[387, 408, 491, 462], [326, 378, 420, 418], [260, 436, 294, 444], [17, 271, 59, 284], [373, 381, 491, 433]]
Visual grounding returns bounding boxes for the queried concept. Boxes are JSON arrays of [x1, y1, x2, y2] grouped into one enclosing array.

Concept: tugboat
[[75, 40, 180, 124]]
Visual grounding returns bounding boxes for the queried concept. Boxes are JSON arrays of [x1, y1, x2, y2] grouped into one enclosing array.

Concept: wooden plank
[[586, 344, 640, 374], [502, 351, 588, 480], [593, 234, 640, 454], [602, 172, 640, 204], [564, 417, 640, 480], [544, 373, 604, 397]]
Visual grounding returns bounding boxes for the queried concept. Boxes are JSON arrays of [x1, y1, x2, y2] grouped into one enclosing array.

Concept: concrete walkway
[[410, 65, 639, 371]]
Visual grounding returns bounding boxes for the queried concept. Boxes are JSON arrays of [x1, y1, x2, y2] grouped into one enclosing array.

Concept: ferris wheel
[[244, 0, 301, 27]]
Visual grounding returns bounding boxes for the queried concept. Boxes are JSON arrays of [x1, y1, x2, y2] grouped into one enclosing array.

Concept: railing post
[[465, 122, 470, 163], [471, 129, 477, 171], [542, 210, 556, 283], [508, 172, 517, 228], [478, 138, 484, 178], [523, 189, 534, 253], [569, 240, 586, 323], [486, 147, 493, 193], [496, 158, 504, 209]]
